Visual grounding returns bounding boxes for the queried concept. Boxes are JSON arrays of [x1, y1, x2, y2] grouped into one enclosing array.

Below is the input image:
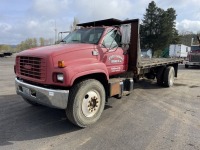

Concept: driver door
[[99, 29, 128, 76]]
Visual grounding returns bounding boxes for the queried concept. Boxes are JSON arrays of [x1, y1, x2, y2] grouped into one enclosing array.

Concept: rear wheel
[[163, 66, 175, 87], [66, 79, 105, 127]]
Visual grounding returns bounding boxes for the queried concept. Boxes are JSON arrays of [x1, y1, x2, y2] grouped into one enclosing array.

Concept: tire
[[23, 98, 39, 106], [156, 67, 165, 86], [163, 66, 175, 87], [185, 64, 189, 68], [66, 79, 105, 128]]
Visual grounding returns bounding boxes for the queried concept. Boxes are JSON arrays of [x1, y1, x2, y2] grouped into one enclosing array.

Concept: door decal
[[108, 55, 124, 64]]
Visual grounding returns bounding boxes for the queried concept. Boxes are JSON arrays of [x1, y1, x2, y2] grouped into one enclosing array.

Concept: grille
[[190, 55, 200, 62], [18, 56, 46, 80]]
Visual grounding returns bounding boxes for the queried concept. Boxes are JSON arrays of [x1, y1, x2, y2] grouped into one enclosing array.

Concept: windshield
[[62, 28, 104, 44], [191, 46, 200, 51]]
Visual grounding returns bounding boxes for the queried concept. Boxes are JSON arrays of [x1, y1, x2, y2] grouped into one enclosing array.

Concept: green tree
[[0, 45, 12, 52], [16, 38, 38, 51], [141, 1, 159, 52], [39, 37, 45, 46], [178, 32, 200, 46], [16, 41, 26, 51], [26, 38, 33, 49], [33, 38, 37, 47], [141, 1, 179, 56]]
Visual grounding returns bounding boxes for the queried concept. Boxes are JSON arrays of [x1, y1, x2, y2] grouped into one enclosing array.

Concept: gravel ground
[[0, 56, 200, 150]]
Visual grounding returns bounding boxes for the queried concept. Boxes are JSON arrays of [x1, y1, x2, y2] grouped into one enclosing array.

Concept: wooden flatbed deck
[[139, 58, 183, 69]]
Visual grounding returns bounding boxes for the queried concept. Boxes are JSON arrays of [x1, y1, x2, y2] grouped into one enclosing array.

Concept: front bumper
[[15, 78, 69, 109], [186, 62, 200, 66]]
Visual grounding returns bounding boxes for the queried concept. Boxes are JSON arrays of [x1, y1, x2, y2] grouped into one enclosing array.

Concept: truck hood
[[18, 43, 96, 57]]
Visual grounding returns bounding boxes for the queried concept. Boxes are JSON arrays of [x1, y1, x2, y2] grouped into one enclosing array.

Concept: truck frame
[[15, 18, 183, 127]]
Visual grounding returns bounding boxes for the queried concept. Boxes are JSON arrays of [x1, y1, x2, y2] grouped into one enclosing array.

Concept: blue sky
[[1, 0, 200, 45]]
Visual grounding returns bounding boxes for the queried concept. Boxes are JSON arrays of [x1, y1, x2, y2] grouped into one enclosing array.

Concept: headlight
[[57, 73, 64, 82]]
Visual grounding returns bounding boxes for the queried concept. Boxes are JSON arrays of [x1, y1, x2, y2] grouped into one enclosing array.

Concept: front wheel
[[66, 79, 105, 127]]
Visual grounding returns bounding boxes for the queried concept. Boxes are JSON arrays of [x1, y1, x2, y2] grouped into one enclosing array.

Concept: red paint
[[15, 27, 128, 87], [23, 64, 32, 70]]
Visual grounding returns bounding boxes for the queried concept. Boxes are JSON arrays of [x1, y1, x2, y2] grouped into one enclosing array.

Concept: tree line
[[0, 45, 12, 53], [16, 37, 54, 51], [0, 37, 54, 53]]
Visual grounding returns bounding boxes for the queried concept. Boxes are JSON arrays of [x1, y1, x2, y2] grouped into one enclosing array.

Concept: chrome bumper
[[15, 78, 69, 109], [186, 62, 200, 66]]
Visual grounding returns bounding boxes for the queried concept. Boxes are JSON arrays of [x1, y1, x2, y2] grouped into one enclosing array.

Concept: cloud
[[154, 0, 200, 21], [0, 23, 12, 32], [22, 18, 72, 41], [33, 0, 69, 16], [27, 20, 39, 29], [0, 16, 72, 45], [177, 19, 200, 33], [74, 0, 134, 21]]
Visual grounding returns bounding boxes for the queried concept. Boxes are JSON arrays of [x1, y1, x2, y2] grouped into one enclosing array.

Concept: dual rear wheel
[[156, 66, 175, 87]]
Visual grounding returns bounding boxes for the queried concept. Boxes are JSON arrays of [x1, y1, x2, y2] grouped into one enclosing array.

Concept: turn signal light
[[58, 61, 65, 68]]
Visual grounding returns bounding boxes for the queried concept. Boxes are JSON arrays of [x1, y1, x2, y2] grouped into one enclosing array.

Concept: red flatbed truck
[[14, 18, 183, 127]]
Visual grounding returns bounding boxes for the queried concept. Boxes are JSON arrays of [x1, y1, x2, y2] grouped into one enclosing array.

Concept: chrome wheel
[[169, 72, 174, 86], [164, 66, 175, 87], [82, 90, 101, 118]]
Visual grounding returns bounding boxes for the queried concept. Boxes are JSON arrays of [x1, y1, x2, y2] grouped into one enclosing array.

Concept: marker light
[[58, 61, 65, 68]]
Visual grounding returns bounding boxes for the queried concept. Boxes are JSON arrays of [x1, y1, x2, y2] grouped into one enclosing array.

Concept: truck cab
[[15, 18, 136, 127], [185, 45, 200, 68], [61, 26, 129, 76]]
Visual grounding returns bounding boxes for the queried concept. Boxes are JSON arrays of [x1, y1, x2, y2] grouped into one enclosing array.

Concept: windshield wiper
[[71, 40, 80, 42], [59, 39, 65, 43]]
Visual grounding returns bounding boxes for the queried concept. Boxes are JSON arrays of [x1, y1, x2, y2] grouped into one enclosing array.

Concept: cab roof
[[77, 18, 139, 27]]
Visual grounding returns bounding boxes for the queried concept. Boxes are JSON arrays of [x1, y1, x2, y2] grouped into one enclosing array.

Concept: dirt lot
[[0, 56, 200, 150]]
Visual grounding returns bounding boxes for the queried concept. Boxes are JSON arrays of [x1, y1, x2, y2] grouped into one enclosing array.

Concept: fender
[[68, 62, 109, 86]]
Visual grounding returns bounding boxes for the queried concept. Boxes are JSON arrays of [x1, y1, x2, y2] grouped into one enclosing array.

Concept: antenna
[[54, 20, 57, 44]]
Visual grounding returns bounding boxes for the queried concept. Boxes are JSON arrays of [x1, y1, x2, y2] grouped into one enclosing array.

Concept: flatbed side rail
[[139, 58, 183, 69]]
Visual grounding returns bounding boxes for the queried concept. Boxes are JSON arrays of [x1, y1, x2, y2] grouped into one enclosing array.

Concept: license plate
[[22, 87, 30, 95]]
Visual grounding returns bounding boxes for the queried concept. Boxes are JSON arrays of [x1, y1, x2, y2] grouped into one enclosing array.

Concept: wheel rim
[[82, 90, 101, 118], [169, 72, 174, 86]]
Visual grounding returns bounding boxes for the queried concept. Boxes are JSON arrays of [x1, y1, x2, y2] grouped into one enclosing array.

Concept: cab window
[[102, 29, 121, 49]]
